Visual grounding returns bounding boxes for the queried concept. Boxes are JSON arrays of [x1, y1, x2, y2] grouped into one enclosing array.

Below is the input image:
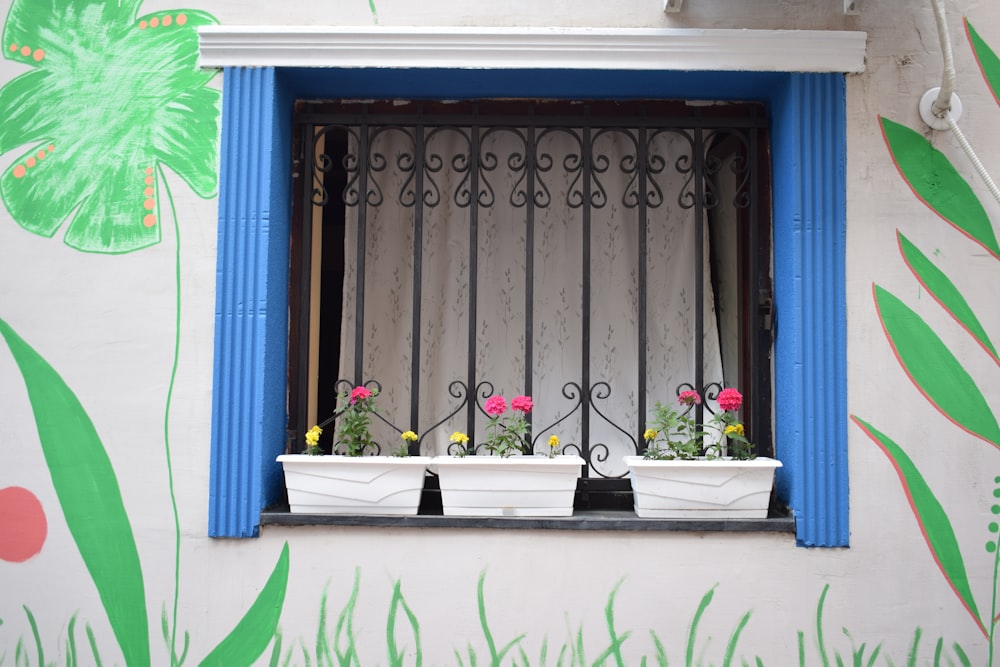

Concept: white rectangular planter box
[[623, 456, 782, 519], [432, 455, 584, 517], [276, 455, 431, 515]]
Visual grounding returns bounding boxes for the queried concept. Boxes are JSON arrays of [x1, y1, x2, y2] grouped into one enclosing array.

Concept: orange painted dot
[[139, 19, 147, 29], [20, 45, 30, 57], [143, 198, 155, 210], [37, 150, 46, 160], [32, 49, 43, 61], [145, 167, 153, 174], [12, 165, 26, 178], [143, 214, 157, 227], [48, 144, 54, 152], [144, 186, 154, 196], [145, 175, 154, 185], [150, 17, 159, 28], [162, 15, 173, 26], [176, 14, 187, 25], [26, 157, 36, 168], [9, 44, 17, 52]]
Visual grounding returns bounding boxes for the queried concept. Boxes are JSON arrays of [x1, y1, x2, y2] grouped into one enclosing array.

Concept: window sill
[[260, 507, 795, 533]]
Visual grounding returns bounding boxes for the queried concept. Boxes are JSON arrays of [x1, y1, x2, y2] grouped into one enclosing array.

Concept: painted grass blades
[[476, 572, 525, 667], [24, 606, 44, 667], [721, 611, 752, 667], [814, 585, 832, 667], [598, 579, 629, 667], [852, 417, 986, 637], [334, 570, 361, 667], [0, 318, 150, 667], [873, 285, 1000, 449], [197, 542, 290, 667], [686, 586, 715, 667], [906, 628, 922, 667], [966, 19, 1000, 108], [648, 630, 669, 667], [386, 580, 422, 667], [897, 232, 998, 362], [879, 116, 1000, 257], [270, 630, 283, 667]]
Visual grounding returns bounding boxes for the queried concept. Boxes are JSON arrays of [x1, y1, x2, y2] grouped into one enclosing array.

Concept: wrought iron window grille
[[287, 99, 773, 512]]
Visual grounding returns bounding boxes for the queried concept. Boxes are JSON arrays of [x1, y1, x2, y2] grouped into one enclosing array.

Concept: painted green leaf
[[897, 232, 998, 361], [879, 117, 999, 257], [197, 542, 290, 667], [851, 416, 986, 637], [0, 318, 150, 666], [966, 18, 1000, 108], [873, 285, 1000, 449]]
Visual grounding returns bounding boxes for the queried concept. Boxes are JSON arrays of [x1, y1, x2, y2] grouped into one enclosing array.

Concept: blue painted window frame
[[209, 67, 848, 547]]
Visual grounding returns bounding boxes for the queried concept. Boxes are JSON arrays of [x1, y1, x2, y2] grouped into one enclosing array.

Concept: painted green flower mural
[[0, 1, 230, 664], [0, 0, 220, 253]]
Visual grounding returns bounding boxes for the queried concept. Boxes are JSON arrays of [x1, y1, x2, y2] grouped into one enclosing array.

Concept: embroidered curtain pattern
[[327, 121, 727, 477]]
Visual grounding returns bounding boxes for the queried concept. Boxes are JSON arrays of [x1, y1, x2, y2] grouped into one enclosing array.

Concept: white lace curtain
[[336, 126, 723, 475]]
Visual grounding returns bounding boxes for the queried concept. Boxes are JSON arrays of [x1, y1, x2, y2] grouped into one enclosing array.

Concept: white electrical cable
[[947, 115, 1000, 206], [926, 0, 1000, 208], [930, 0, 956, 118]]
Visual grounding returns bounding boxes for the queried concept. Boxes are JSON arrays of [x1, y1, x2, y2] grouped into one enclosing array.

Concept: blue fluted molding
[[209, 67, 290, 537]]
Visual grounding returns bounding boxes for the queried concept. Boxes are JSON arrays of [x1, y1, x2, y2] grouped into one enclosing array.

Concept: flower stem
[[159, 165, 184, 667]]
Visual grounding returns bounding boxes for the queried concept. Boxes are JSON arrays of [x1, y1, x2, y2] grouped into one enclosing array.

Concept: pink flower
[[484, 395, 507, 417], [678, 390, 701, 406], [349, 386, 372, 404], [511, 395, 534, 413], [718, 388, 743, 411]]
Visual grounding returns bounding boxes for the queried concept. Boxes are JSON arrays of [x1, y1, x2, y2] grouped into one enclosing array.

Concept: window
[[208, 66, 847, 546], [286, 99, 773, 512]]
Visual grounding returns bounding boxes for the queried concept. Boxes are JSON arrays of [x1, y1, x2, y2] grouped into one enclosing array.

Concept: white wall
[[2, 0, 999, 664]]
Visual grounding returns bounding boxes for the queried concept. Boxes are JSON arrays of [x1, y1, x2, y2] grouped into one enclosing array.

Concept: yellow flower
[[643, 428, 658, 441], [401, 430, 418, 442], [548, 435, 560, 448], [725, 423, 745, 436], [305, 425, 323, 444], [450, 431, 469, 444]]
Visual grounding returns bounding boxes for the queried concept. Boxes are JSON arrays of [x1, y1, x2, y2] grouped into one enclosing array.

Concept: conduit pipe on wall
[[921, 0, 1000, 207], [929, 0, 956, 119]]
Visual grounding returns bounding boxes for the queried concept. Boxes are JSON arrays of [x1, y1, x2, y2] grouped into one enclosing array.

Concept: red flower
[[678, 390, 701, 406], [349, 386, 372, 404], [511, 395, 534, 413], [718, 388, 743, 411], [484, 395, 507, 417]]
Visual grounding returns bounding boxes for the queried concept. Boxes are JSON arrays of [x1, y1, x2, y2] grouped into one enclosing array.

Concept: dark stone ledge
[[261, 507, 796, 533]]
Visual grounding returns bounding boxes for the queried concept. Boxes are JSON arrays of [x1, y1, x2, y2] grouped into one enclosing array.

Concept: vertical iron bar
[[411, 124, 424, 453], [466, 123, 480, 450], [354, 122, 369, 386], [693, 128, 705, 427], [637, 125, 648, 452], [524, 124, 535, 444], [581, 121, 592, 469], [748, 126, 762, 452]]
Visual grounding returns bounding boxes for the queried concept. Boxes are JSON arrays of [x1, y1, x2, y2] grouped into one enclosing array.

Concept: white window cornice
[[197, 25, 866, 73]]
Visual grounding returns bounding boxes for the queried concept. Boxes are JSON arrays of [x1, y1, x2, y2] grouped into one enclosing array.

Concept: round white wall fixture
[[920, 87, 963, 130]]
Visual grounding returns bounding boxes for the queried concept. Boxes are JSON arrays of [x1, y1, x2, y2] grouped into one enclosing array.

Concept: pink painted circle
[[0, 486, 47, 562]]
